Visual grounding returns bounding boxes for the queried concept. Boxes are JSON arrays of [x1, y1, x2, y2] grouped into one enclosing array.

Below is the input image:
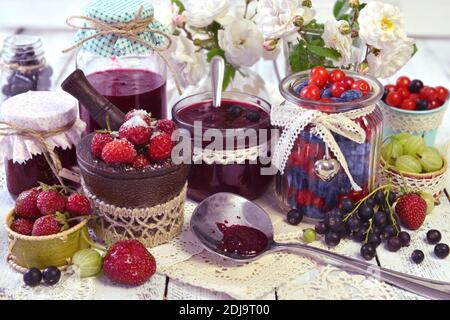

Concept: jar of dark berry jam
[[274, 70, 383, 221], [172, 91, 273, 201], [0, 35, 52, 103], [0, 91, 86, 197]]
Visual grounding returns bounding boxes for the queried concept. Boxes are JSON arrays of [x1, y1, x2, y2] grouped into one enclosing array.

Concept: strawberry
[[156, 119, 176, 136], [91, 132, 114, 158], [103, 240, 156, 286], [119, 116, 152, 145], [10, 218, 34, 235], [147, 134, 173, 161], [32, 213, 68, 236], [66, 193, 91, 217], [101, 139, 137, 165], [36, 190, 66, 216], [124, 109, 152, 125], [15, 188, 41, 219], [132, 154, 151, 169], [395, 193, 427, 230]]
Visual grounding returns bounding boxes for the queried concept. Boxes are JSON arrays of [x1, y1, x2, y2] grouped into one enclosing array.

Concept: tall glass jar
[[76, 50, 167, 132], [0, 35, 52, 103], [275, 70, 383, 221]]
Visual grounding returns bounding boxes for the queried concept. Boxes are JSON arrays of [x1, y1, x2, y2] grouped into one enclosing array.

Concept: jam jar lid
[[0, 91, 86, 163]]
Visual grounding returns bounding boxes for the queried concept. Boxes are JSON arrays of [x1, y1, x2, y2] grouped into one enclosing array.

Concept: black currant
[[360, 243, 376, 261], [42, 266, 61, 285], [339, 198, 355, 213], [23, 268, 42, 287], [373, 211, 387, 227], [426, 229, 442, 245], [358, 204, 374, 222], [399, 231, 411, 247], [368, 233, 382, 247], [346, 216, 361, 232], [386, 237, 402, 252], [411, 250, 425, 264], [287, 209, 303, 225], [315, 221, 328, 235], [409, 79, 424, 93], [434, 243, 449, 259], [416, 99, 429, 111], [325, 232, 341, 247]]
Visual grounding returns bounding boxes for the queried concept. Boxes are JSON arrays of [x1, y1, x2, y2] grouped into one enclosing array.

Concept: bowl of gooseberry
[[378, 133, 447, 202], [380, 76, 449, 146]]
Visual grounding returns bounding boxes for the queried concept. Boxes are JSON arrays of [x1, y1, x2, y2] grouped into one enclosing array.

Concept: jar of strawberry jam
[[0, 91, 86, 197], [172, 91, 272, 201], [274, 69, 383, 221]]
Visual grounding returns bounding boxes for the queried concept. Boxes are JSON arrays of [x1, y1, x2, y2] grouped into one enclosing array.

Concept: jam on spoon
[[216, 223, 269, 256]]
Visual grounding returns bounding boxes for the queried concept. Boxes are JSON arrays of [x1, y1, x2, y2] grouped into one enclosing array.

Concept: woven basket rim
[[380, 156, 448, 179], [4, 210, 88, 241]]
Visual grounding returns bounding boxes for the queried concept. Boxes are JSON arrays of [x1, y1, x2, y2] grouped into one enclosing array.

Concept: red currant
[[352, 80, 370, 96], [308, 75, 327, 88], [328, 69, 346, 83], [396, 76, 411, 89], [409, 93, 420, 102], [296, 188, 314, 206], [397, 87, 410, 99], [310, 66, 328, 82], [331, 82, 347, 98], [341, 76, 354, 90], [420, 86, 438, 101], [386, 91, 403, 107], [400, 99, 416, 110], [429, 99, 442, 109], [436, 86, 449, 102], [384, 84, 396, 93], [300, 84, 321, 100], [311, 196, 325, 209]]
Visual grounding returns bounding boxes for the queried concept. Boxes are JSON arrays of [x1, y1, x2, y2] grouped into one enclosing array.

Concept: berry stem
[[364, 219, 373, 244], [343, 184, 390, 221]]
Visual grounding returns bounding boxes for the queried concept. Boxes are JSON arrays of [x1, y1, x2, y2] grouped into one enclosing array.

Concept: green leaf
[[333, 0, 349, 19], [358, 3, 367, 11], [289, 41, 310, 72], [171, 0, 185, 13], [208, 21, 222, 44], [223, 65, 236, 91], [306, 44, 342, 60], [207, 48, 225, 62], [412, 43, 418, 57]]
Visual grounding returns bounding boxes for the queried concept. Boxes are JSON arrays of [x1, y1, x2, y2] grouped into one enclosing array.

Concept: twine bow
[[0, 120, 76, 188], [271, 102, 376, 191], [62, 5, 182, 94]]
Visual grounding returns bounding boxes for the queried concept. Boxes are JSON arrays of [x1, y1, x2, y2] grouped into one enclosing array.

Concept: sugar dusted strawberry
[[15, 188, 41, 219], [103, 240, 156, 286], [32, 213, 68, 236], [37, 190, 66, 216], [395, 193, 427, 230], [101, 139, 137, 165], [91, 132, 114, 158], [66, 193, 91, 217], [124, 109, 152, 125], [147, 134, 173, 161], [132, 154, 151, 169], [10, 218, 34, 235], [119, 116, 152, 145], [156, 119, 177, 136]]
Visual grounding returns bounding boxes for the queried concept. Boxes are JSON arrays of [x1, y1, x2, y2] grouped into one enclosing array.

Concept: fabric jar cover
[[72, 0, 168, 57], [0, 91, 86, 164]]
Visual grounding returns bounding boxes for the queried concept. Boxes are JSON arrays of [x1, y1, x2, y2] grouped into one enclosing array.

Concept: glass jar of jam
[[0, 91, 86, 197], [76, 51, 167, 132], [275, 70, 383, 221], [172, 91, 273, 202], [0, 35, 52, 103]]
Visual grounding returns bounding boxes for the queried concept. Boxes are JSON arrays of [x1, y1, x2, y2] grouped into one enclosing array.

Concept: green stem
[[81, 231, 107, 253], [343, 184, 390, 222], [364, 219, 373, 243]]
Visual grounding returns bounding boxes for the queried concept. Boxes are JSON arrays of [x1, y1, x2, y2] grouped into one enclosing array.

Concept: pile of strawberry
[[382, 76, 449, 111], [91, 109, 177, 169], [10, 185, 91, 236], [297, 66, 371, 102]]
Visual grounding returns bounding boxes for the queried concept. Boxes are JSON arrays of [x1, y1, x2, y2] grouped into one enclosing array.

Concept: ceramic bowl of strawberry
[[76, 110, 190, 208], [380, 76, 449, 146], [4, 187, 92, 271]]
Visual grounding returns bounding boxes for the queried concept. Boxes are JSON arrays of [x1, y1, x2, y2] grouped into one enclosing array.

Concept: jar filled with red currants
[[274, 67, 384, 221]]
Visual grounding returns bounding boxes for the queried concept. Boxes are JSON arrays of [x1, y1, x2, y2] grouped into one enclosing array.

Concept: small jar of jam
[[275, 70, 383, 221], [0, 91, 86, 197], [0, 35, 52, 103], [172, 91, 273, 201]]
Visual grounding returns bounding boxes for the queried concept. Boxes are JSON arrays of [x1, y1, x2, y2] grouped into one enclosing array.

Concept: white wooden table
[[1, 23, 450, 300]]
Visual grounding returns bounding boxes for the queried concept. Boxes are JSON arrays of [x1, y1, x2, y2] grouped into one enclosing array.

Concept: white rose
[[358, 1, 406, 49], [218, 18, 263, 67], [183, 0, 230, 28], [367, 38, 414, 78], [322, 19, 354, 67], [168, 34, 207, 87], [154, 1, 180, 33], [255, 0, 315, 40]]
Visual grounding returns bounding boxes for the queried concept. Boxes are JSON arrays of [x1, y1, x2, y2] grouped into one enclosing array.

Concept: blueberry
[[23, 268, 42, 287], [321, 88, 332, 98], [287, 209, 303, 225], [434, 243, 449, 259], [245, 110, 261, 122], [382, 88, 389, 102], [295, 80, 309, 94], [416, 99, 428, 110], [42, 266, 61, 285], [331, 97, 345, 102], [409, 79, 424, 93], [340, 90, 363, 101], [226, 105, 243, 118], [411, 250, 424, 264]]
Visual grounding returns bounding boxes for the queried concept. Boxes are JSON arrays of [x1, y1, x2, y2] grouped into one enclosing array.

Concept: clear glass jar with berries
[[0, 35, 52, 103], [274, 67, 384, 221]]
